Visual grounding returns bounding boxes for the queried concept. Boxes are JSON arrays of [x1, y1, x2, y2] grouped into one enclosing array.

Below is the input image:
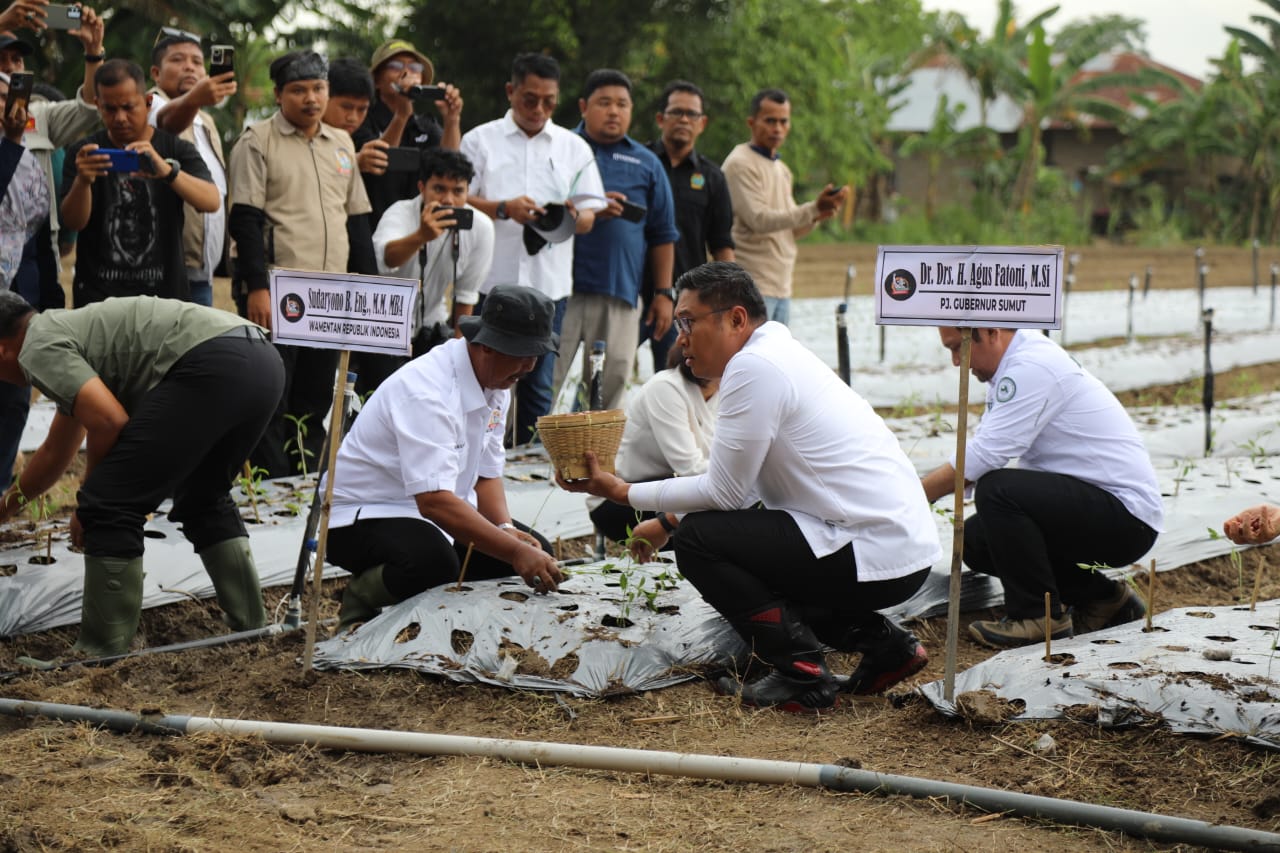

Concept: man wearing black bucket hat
[[325, 284, 565, 630]]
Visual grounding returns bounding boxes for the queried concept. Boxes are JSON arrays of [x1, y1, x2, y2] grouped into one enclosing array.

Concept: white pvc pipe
[[1, 698, 1277, 851]]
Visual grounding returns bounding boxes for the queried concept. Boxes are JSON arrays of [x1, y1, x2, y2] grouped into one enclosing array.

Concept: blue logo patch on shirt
[[486, 408, 503, 432], [995, 377, 1017, 403], [690, 172, 705, 190]]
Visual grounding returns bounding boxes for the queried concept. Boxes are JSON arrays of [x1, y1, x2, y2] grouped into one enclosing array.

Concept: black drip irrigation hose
[[0, 698, 1277, 852]]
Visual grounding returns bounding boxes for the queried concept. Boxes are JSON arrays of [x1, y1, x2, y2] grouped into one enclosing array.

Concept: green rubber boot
[[337, 565, 397, 631], [198, 538, 268, 631], [72, 555, 145, 657]]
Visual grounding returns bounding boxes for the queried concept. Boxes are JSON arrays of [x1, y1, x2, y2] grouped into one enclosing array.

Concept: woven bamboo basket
[[536, 409, 626, 480]]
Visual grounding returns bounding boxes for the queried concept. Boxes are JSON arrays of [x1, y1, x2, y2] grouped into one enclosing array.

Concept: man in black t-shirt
[[642, 80, 735, 372], [61, 59, 217, 307], [353, 38, 462, 224]]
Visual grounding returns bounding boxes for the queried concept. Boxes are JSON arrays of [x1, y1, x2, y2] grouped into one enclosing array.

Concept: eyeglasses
[[384, 60, 425, 74], [663, 108, 703, 121], [154, 26, 202, 47], [674, 307, 730, 336], [518, 93, 557, 111]]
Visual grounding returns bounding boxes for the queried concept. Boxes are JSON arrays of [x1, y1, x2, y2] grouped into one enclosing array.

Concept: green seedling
[[282, 413, 315, 476]]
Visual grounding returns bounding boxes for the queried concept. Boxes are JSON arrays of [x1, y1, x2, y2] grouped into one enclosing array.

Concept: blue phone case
[[98, 148, 143, 173]]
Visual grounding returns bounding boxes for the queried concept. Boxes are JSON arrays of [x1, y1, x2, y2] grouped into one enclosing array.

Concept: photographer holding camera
[[359, 148, 492, 394], [355, 38, 462, 224]]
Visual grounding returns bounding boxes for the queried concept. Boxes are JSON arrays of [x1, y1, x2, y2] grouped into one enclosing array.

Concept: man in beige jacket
[[721, 88, 846, 325]]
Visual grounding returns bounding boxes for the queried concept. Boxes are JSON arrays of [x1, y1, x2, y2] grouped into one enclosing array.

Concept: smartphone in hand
[[384, 146, 421, 173], [45, 3, 82, 30], [3, 72, 34, 123], [618, 199, 647, 223], [210, 45, 235, 77], [97, 148, 145, 173]]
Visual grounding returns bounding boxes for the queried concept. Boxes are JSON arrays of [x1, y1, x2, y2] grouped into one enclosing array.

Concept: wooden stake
[[455, 542, 475, 591], [1044, 591, 1052, 660], [1146, 558, 1156, 631], [302, 350, 351, 672], [1251, 554, 1267, 612], [943, 330, 972, 704]]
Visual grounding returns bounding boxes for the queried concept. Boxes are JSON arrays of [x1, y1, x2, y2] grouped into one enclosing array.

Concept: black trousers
[[963, 468, 1159, 618], [77, 330, 285, 558], [326, 515, 553, 602], [249, 343, 338, 479], [674, 508, 930, 622]]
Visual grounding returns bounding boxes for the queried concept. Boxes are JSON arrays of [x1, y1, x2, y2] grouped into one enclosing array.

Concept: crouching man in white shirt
[[325, 285, 564, 630], [360, 148, 494, 395], [558, 262, 942, 714], [921, 328, 1163, 649]]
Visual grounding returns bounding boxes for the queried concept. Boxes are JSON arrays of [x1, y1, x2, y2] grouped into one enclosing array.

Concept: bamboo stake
[[455, 542, 475, 591], [302, 350, 351, 672], [1250, 555, 1267, 612], [943, 330, 972, 703], [1146, 559, 1156, 631], [1044, 592, 1052, 660]]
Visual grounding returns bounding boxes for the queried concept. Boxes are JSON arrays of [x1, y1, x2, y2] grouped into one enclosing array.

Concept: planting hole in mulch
[[450, 629, 473, 655], [394, 623, 421, 644]]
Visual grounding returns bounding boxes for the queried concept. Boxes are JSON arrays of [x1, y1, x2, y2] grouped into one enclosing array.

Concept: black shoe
[[845, 636, 928, 695], [716, 668, 840, 715]]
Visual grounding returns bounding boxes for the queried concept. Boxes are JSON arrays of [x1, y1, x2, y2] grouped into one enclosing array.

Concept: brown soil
[[5, 242, 1277, 851]]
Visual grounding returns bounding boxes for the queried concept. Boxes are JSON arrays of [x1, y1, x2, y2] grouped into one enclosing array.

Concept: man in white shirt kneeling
[[558, 262, 942, 714]]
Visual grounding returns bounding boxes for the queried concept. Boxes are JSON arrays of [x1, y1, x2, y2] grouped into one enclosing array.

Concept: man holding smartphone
[[460, 53, 605, 446], [61, 59, 219, 306], [553, 68, 678, 412], [722, 88, 847, 326], [363, 148, 493, 393], [148, 28, 232, 307], [355, 38, 462, 224], [0, 5, 106, 271]]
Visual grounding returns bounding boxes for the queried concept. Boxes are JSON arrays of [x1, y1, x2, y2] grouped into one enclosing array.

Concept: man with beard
[[148, 28, 233, 307], [61, 59, 218, 306], [227, 50, 372, 478]]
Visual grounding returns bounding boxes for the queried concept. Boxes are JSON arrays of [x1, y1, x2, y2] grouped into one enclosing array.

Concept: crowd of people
[[0, 2, 1269, 711]]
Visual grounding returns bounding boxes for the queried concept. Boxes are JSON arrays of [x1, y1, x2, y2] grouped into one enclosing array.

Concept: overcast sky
[[919, 0, 1265, 79]]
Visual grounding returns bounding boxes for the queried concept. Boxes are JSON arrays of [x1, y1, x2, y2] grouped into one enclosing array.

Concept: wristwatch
[[496, 200, 509, 220], [654, 287, 676, 302], [162, 158, 181, 183], [83, 52, 106, 62]]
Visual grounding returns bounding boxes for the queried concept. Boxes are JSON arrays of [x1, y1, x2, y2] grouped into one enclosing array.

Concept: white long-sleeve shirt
[[629, 322, 942, 581], [956, 330, 1165, 532]]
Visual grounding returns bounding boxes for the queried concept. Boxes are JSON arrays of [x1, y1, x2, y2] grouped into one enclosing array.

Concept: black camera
[[439, 206, 473, 230], [399, 84, 446, 101]]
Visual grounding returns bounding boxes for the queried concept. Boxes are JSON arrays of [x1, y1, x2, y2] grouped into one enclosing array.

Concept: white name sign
[[874, 245, 1064, 329], [270, 269, 417, 355]]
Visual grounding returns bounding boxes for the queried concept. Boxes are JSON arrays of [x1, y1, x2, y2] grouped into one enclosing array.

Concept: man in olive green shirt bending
[[0, 293, 285, 657]]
